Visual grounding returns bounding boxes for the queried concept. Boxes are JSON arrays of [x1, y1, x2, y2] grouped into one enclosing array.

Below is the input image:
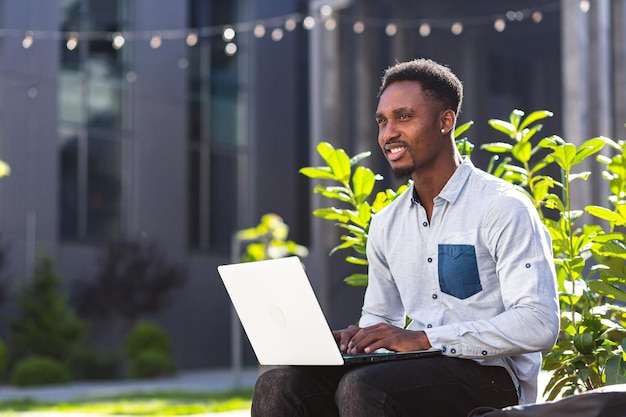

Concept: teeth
[[389, 147, 405, 153]]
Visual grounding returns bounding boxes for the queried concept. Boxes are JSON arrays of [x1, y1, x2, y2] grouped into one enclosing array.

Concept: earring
[[441, 129, 445, 133]]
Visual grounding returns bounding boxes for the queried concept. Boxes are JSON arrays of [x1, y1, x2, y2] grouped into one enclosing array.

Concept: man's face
[[375, 81, 444, 180]]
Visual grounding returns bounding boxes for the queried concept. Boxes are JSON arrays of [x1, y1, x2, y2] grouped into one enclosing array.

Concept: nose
[[378, 120, 399, 145]]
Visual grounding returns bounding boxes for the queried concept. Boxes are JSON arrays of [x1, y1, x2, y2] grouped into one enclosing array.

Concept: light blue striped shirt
[[362, 157, 559, 404]]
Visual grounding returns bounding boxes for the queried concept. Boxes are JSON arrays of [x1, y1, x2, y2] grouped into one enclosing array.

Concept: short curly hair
[[378, 58, 463, 116]]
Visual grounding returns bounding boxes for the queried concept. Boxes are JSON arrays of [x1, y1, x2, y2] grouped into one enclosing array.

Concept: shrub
[[66, 348, 121, 381], [125, 321, 176, 379], [127, 348, 176, 379], [10, 356, 71, 387], [126, 321, 171, 358], [0, 338, 7, 377]]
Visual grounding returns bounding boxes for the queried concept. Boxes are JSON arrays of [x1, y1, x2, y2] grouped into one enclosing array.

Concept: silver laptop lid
[[218, 256, 344, 366]]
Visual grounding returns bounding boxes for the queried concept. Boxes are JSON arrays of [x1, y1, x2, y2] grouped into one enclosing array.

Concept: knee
[[336, 370, 385, 412], [253, 367, 292, 400], [252, 367, 302, 416]]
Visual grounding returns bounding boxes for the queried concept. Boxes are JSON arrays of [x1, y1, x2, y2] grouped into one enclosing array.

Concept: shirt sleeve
[[359, 213, 407, 329]]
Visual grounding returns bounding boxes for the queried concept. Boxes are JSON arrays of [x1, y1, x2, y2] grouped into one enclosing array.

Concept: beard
[[391, 152, 416, 180], [392, 165, 415, 180]]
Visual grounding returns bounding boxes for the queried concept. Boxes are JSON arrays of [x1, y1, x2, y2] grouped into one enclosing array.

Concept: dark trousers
[[251, 356, 518, 417]]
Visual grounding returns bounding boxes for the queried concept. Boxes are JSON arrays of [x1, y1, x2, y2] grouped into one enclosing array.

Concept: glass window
[[59, 0, 127, 242], [187, 0, 245, 252]]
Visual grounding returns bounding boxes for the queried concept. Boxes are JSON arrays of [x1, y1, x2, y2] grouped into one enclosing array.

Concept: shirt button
[[482, 350, 488, 356], [422, 222, 428, 227], [427, 324, 433, 328], [525, 263, 531, 268], [427, 257, 433, 263], [432, 294, 438, 300], [450, 348, 456, 354]]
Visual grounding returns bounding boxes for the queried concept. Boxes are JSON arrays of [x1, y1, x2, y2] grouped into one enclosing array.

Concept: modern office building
[[0, 0, 623, 370]]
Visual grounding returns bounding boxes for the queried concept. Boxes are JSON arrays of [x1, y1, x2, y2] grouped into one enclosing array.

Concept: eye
[[399, 113, 410, 120], [376, 117, 386, 125]]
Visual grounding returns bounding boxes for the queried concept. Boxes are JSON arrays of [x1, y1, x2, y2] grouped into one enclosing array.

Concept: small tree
[[8, 255, 85, 364], [236, 213, 308, 262], [75, 240, 186, 328]]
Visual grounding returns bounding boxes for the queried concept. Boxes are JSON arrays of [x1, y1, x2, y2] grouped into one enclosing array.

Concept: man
[[252, 58, 559, 416]]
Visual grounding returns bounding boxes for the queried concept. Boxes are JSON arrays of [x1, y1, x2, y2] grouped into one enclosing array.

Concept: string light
[[325, 18, 337, 31], [353, 21, 365, 34], [253, 24, 266, 38], [149, 32, 162, 49], [186, 31, 198, 46], [22, 31, 34, 49], [285, 17, 297, 32], [271, 28, 283, 41], [579, 0, 590, 13], [222, 26, 235, 41], [7, 1, 559, 57], [66, 32, 78, 50], [302, 16, 315, 30], [451, 22, 463, 35], [225, 42, 237, 56], [385, 23, 398, 36], [494, 18, 506, 32], [112, 32, 125, 50]]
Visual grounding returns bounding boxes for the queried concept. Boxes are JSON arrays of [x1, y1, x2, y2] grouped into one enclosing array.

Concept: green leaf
[[488, 119, 516, 137], [346, 256, 368, 266], [509, 109, 524, 130], [313, 185, 352, 203], [352, 166, 376, 205], [299, 166, 336, 180], [312, 208, 350, 222], [605, 354, 626, 385], [573, 137, 610, 166], [588, 280, 626, 303], [520, 124, 543, 144], [550, 143, 577, 170], [512, 141, 532, 163], [343, 273, 368, 286], [481, 142, 514, 153], [317, 142, 351, 183], [586, 205, 623, 223], [454, 120, 474, 138], [519, 109, 553, 131]]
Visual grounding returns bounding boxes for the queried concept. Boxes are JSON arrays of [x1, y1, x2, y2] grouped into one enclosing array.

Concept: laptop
[[217, 256, 442, 366]]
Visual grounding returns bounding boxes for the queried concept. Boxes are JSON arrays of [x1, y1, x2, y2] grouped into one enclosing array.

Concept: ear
[[439, 109, 456, 135]]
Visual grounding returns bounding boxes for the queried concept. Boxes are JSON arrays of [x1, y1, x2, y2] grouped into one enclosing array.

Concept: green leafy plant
[[480, 110, 626, 399], [9, 356, 71, 387], [299, 122, 473, 286], [236, 213, 308, 262], [125, 321, 176, 379], [301, 110, 626, 400]]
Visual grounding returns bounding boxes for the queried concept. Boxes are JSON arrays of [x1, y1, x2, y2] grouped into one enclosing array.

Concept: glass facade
[[187, 0, 244, 252], [59, 0, 128, 241]]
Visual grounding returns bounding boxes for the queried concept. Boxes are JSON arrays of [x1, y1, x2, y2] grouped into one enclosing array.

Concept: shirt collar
[[409, 157, 474, 206]]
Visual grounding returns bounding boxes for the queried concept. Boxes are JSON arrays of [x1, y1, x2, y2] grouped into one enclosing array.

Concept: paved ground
[[0, 367, 553, 416], [0, 367, 259, 416]]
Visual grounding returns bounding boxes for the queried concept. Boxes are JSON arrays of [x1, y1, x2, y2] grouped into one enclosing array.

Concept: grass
[[0, 389, 253, 415]]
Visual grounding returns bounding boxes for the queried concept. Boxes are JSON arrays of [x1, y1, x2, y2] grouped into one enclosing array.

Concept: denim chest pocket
[[438, 244, 482, 299]]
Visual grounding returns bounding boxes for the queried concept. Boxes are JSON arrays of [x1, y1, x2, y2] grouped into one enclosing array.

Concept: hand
[[338, 323, 432, 355], [333, 325, 361, 353]]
